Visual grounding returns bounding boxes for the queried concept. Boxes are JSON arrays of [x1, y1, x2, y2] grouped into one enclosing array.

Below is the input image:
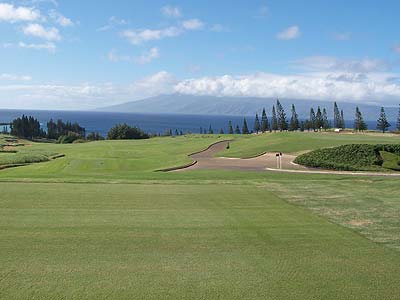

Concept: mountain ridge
[[99, 94, 399, 121]]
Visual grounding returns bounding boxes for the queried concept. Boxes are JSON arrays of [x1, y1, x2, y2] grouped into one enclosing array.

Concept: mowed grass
[[1, 182, 400, 300], [0, 135, 224, 181], [1, 132, 399, 181], [1, 133, 400, 299], [219, 132, 400, 157]]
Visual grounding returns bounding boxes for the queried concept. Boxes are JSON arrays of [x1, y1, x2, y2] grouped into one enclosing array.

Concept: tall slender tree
[[271, 105, 278, 132], [354, 107, 367, 132], [235, 125, 241, 134], [333, 102, 341, 128], [315, 106, 323, 130], [397, 104, 400, 132], [219, 128, 224, 134], [289, 104, 299, 131], [208, 125, 214, 134], [322, 108, 330, 130], [340, 110, 345, 129], [228, 121, 234, 134], [377, 107, 390, 133], [276, 100, 288, 131], [242, 118, 250, 134], [261, 108, 270, 133], [309, 108, 316, 131], [254, 113, 261, 133]]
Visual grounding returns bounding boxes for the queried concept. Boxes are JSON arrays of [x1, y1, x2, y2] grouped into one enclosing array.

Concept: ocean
[[0, 110, 248, 137], [0, 109, 396, 137]]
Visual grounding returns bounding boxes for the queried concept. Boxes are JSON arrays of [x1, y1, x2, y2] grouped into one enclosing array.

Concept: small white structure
[[334, 128, 342, 133]]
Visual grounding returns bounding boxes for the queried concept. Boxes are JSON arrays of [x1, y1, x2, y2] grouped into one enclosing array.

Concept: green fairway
[[1, 132, 400, 299], [1, 182, 400, 300], [218, 132, 400, 158]]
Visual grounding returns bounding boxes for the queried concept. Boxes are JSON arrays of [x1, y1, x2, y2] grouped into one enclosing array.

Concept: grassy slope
[[1, 132, 398, 181], [1, 133, 400, 299], [0, 135, 225, 181], [1, 182, 400, 300], [218, 132, 400, 157]]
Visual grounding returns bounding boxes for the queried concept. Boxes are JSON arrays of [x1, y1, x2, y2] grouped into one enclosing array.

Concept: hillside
[[99, 94, 399, 121]]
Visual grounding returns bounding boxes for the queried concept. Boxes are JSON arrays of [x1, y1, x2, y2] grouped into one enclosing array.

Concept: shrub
[[294, 144, 400, 171], [57, 132, 82, 144], [107, 124, 149, 140], [86, 132, 105, 141]]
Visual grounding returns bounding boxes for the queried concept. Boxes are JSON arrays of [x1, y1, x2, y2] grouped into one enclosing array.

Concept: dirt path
[[171, 140, 400, 177]]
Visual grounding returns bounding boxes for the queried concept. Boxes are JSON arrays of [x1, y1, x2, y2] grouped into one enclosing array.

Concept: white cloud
[[120, 20, 205, 45], [276, 25, 300, 40], [49, 10, 73, 27], [161, 5, 181, 18], [333, 32, 351, 41], [18, 41, 56, 52], [0, 71, 177, 110], [174, 71, 400, 105], [210, 24, 228, 32], [394, 44, 400, 54], [23, 23, 61, 41], [98, 16, 128, 31], [254, 5, 269, 18], [0, 73, 31, 81], [182, 18, 204, 30], [121, 26, 182, 45], [136, 47, 160, 64], [0, 3, 40, 22], [293, 56, 389, 73], [3, 63, 400, 109], [108, 48, 160, 64]]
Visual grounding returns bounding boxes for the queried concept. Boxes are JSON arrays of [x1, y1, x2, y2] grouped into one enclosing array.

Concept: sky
[[0, 0, 400, 110]]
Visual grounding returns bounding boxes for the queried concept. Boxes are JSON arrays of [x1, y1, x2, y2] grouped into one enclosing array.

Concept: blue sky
[[0, 0, 400, 109]]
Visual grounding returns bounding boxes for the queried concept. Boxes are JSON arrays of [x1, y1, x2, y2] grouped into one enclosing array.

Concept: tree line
[[216, 101, 398, 135]]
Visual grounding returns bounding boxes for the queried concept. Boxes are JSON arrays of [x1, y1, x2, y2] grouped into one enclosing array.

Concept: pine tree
[[322, 108, 330, 130], [289, 104, 299, 131], [219, 128, 224, 134], [271, 105, 278, 132], [254, 113, 261, 133], [228, 121, 234, 134], [208, 125, 214, 134], [261, 108, 270, 133], [276, 100, 288, 131], [175, 129, 179, 136], [377, 107, 390, 133], [299, 121, 305, 132], [305, 120, 311, 131], [315, 106, 323, 130], [397, 104, 400, 132], [309, 108, 316, 131], [354, 107, 364, 131], [333, 102, 341, 128], [340, 110, 345, 129], [199, 127, 203, 134], [242, 118, 250, 134], [235, 125, 241, 134]]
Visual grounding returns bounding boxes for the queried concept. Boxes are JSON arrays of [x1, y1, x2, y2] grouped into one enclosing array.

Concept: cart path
[[171, 140, 400, 176]]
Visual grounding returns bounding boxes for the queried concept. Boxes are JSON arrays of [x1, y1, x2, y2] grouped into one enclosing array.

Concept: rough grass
[[265, 177, 400, 251], [1, 182, 400, 300]]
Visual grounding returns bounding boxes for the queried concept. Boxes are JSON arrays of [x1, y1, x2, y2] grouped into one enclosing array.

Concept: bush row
[[294, 144, 400, 171]]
